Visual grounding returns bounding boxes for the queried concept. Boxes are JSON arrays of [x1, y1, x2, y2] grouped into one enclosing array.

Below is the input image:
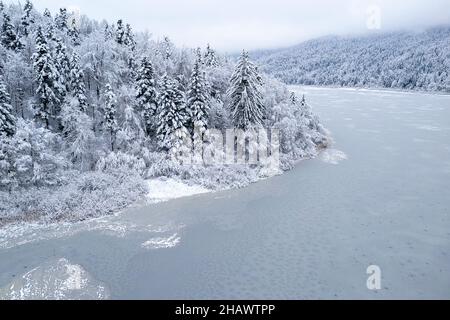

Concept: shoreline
[[0, 144, 339, 250], [288, 84, 450, 97]]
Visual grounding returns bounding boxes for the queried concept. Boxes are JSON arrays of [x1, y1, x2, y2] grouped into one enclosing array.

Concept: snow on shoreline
[[0, 178, 213, 250], [146, 178, 211, 203], [0, 160, 322, 250]]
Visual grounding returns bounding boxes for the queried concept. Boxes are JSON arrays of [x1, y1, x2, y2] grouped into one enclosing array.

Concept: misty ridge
[[252, 26, 450, 92]]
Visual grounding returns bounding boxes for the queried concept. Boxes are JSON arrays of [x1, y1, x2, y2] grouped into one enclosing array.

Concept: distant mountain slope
[[253, 27, 450, 92]]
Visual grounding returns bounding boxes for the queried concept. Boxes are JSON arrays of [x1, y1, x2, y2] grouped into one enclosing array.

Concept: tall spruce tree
[[21, 0, 35, 36], [55, 8, 68, 31], [68, 17, 81, 46], [32, 27, 61, 128], [156, 75, 189, 151], [204, 44, 219, 67], [104, 23, 111, 41], [124, 24, 136, 50], [70, 52, 88, 112], [187, 49, 209, 141], [43, 8, 52, 20], [290, 92, 298, 105], [1, 13, 23, 51], [116, 19, 125, 45], [103, 84, 117, 151], [163, 36, 173, 60], [54, 38, 71, 92], [227, 51, 265, 130], [44, 22, 55, 42], [0, 77, 15, 136], [135, 57, 158, 136]]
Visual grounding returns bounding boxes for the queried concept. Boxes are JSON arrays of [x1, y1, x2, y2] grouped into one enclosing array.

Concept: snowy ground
[[1, 86, 449, 299], [146, 178, 211, 203], [0, 178, 210, 251]]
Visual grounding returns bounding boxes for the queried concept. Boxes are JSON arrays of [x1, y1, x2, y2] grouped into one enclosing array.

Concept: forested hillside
[[254, 27, 450, 92], [0, 1, 328, 224]]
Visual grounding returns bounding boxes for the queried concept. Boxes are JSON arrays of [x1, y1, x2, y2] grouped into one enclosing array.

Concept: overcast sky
[[16, 0, 450, 52]]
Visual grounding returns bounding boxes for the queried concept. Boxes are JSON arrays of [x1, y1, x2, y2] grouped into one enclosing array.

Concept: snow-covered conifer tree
[[0, 134, 15, 191], [55, 8, 68, 31], [204, 44, 219, 67], [124, 24, 136, 50], [116, 19, 125, 45], [289, 92, 304, 118], [54, 38, 71, 92], [103, 84, 117, 151], [227, 51, 266, 130], [68, 17, 81, 46], [156, 75, 189, 152], [1, 13, 23, 51], [299, 94, 310, 118], [21, 0, 35, 36], [290, 92, 298, 105], [69, 52, 88, 112], [43, 8, 51, 20], [45, 22, 58, 43], [0, 77, 15, 136], [32, 27, 61, 128], [187, 49, 210, 144], [135, 57, 158, 136], [104, 23, 112, 41], [163, 36, 173, 60]]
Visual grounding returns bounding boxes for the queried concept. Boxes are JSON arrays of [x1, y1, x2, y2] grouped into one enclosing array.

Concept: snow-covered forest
[[254, 27, 450, 92], [0, 1, 328, 225]]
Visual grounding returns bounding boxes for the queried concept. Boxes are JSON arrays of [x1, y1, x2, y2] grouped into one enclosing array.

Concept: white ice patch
[[63, 264, 85, 290], [146, 178, 210, 203], [413, 138, 432, 143], [0, 258, 109, 300], [141, 233, 181, 250], [320, 149, 348, 165], [0, 215, 184, 250], [416, 125, 442, 132]]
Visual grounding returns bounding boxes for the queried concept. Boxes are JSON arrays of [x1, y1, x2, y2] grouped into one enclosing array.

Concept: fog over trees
[[254, 27, 450, 92]]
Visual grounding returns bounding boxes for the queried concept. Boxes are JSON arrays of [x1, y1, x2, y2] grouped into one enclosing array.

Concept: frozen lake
[[1, 86, 449, 299]]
